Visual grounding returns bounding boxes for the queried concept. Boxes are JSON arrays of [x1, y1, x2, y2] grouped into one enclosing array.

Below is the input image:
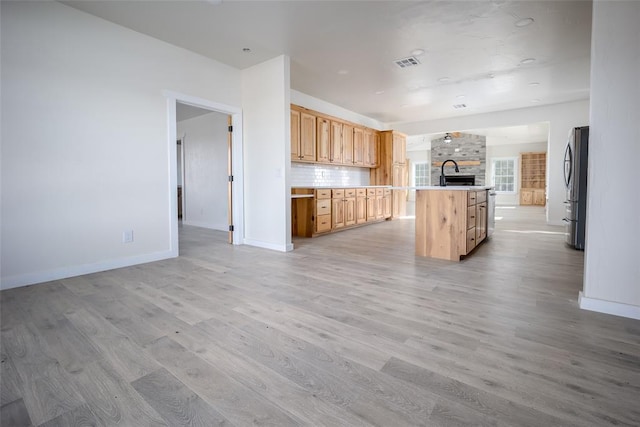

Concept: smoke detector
[[393, 56, 421, 69]]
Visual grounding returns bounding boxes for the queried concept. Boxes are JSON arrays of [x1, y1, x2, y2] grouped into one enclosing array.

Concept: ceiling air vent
[[453, 104, 467, 109], [394, 56, 421, 69]]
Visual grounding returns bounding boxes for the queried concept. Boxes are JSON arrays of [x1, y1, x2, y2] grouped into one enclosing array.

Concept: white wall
[[242, 55, 292, 251], [581, 1, 640, 320], [406, 150, 430, 201], [395, 100, 589, 225], [486, 141, 547, 205], [291, 90, 386, 130], [0, 1, 241, 289], [177, 111, 229, 231]]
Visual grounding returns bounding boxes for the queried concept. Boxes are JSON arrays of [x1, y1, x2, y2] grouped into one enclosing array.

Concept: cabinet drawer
[[384, 188, 391, 196], [367, 188, 376, 197], [467, 227, 477, 252], [316, 214, 332, 232], [467, 191, 477, 206], [356, 188, 367, 197], [316, 189, 331, 199], [476, 190, 487, 204], [467, 207, 476, 229], [345, 188, 356, 198], [332, 189, 345, 199], [316, 199, 331, 215], [376, 188, 384, 196]]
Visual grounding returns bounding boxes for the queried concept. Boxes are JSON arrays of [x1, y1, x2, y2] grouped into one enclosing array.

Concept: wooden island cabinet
[[415, 187, 492, 261]]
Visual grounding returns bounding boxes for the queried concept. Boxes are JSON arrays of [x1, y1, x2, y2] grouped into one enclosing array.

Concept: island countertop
[[393, 186, 494, 191]]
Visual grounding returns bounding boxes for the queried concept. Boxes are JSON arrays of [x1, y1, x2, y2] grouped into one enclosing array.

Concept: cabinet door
[[367, 197, 376, 221], [291, 109, 301, 160], [363, 129, 378, 167], [345, 197, 356, 226], [383, 193, 392, 218], [353, 127, 364, 166], [356, 195, 367, 224], [476, 202, 487, 242], [520, 190, 533, 205], [392, 133, 406, 164], [376, 195, 384, 219], [330, 121, 343, 164], [342, 124, 354, 164], [300, 112, 316, 161], [332, 197, 345, 229], [316, 117, 331, 163], [533, 189, 546, 206]]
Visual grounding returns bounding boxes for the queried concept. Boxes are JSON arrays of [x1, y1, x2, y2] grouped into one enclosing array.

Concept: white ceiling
[[63, 0, 592, 138]]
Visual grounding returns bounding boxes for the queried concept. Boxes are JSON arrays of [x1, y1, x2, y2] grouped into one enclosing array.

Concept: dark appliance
[[563, 126, 589, 250], [442, 175, 476, 186]]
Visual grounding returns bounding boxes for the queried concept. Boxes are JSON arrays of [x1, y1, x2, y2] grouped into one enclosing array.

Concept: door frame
[[164, 90, 244, 256]]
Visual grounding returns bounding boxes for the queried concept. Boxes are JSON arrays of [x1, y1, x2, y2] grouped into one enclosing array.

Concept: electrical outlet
[[122, 230, 134, 243]]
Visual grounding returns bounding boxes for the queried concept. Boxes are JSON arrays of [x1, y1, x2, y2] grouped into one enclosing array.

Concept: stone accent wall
[[431, 133, 486, 185]]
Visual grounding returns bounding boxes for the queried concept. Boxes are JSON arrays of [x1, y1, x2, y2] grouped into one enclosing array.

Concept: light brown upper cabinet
[[353, 127, 365, 166], [330, 121, 343, 164], [342, 123, 354, 165], [292, 110, 316, 162], [364, 129, 379, 168], [392, 132, 406, 164], [316, 117, 331, 163]]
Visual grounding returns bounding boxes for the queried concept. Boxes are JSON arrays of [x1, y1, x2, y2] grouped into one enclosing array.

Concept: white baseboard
[[243, 238, 293, 252], [579, 291, 640, 320], [0, 250, 176, 291]]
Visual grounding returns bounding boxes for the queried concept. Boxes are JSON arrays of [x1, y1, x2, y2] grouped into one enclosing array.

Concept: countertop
[[291, 185, 392, 189], [394, 186, 494, 191]]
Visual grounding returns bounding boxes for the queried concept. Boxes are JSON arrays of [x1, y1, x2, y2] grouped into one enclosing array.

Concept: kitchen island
[[414, 186, 494, 261]]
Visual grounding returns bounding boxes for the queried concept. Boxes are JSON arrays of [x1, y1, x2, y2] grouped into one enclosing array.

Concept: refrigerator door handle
[[564, 143, 573, 189]]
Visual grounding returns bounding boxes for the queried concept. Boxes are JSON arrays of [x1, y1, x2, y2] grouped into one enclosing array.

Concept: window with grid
[[492, 158, 517, 193], [413, 162, 429, 186]]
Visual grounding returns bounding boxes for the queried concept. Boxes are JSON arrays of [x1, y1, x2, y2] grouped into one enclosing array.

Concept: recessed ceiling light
[[520, 58, 536, 65], [375, 90, 385, 95], [529, 82, 540, 86], [455, 95, 466, 99], [515, 17, 535, 28], [242, 47, 251, 53], [488, 73, 495, 79], [337, 69, 349, 75], [411, 49, 425, 56], [531, 98, 541, 103], [438, 77, 450, 83]]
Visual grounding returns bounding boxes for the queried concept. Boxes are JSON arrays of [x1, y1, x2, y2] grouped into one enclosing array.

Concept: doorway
[[165, 91, 244, 257]]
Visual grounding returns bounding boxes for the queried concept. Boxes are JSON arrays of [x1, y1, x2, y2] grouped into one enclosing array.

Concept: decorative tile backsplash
[[291, 163, 370, 187]]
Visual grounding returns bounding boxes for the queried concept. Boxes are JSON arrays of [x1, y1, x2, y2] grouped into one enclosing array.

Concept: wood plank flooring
[[1, 206, 639, 426]]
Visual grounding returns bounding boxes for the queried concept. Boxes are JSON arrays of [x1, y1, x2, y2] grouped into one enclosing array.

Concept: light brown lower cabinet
[[356, 189, 367, 224], [293, 187, 390, 237]]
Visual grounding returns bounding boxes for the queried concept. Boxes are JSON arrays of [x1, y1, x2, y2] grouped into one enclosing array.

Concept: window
[[492, 157, 517, 193], [413, 162, 429, 186]]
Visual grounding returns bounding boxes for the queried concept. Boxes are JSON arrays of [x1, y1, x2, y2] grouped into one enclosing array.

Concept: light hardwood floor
[[1, 206, 639, 426]]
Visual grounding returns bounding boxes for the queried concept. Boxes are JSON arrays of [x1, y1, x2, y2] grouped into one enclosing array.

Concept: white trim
[[243, 238, 293, 252], [579, 291, 640, 320], [164, 90, 244, 247], [0, 251, 174, 291]]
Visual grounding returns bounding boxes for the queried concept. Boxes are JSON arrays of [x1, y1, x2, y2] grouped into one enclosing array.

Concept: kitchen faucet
[[439, 159, 460, 186]]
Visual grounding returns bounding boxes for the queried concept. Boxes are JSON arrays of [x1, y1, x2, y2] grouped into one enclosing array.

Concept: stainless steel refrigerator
[[563, 126, 589, 250]]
